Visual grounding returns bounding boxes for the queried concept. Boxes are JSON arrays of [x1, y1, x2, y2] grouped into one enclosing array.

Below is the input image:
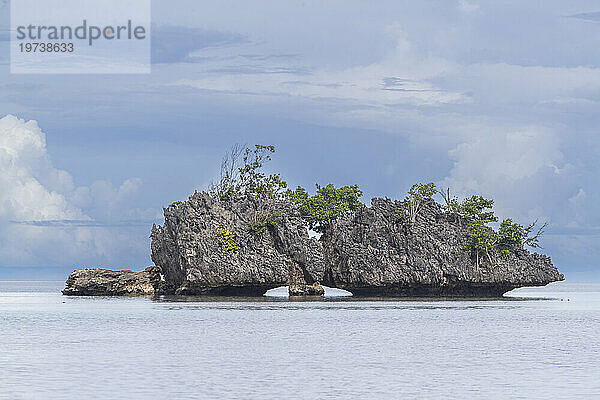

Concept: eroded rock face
[[65, 194, 564, 298], [150, 192, 325, 295], [320, 198, 564, 296], [62, 266, 162, 296]]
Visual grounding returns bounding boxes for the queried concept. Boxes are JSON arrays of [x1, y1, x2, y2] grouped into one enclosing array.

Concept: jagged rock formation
[[150, 192, 325, 295], [62, 266, 162, 296], [320, 198, 564, 296], [64, 192, 563, 298]]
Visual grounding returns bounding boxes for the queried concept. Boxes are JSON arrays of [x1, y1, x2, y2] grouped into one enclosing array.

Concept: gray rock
[[64, 193, 564, 298], [289, 282, 325, 296], [62, 266, 162, 296], [150, 192, 325, 295], [320, 198, 564, 296]]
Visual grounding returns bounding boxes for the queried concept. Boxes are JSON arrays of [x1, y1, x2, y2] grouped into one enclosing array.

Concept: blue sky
[[1, 0, 600, 280]]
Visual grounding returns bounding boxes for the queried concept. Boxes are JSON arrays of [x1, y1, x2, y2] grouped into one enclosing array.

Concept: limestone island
[[63, 144, 563, 298]]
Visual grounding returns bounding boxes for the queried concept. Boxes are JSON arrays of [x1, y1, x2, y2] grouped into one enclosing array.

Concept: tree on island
[[459, 195, 497, 223], [210, 144, 288, 200], [436, 191, 547, 268], [497, 218, 547, 250], [404, 182, 437, 226], [440, 188, 467, 227], [464, 219, 497, 268], [287, 184, 363, 233], [209, 144, 363, 233]]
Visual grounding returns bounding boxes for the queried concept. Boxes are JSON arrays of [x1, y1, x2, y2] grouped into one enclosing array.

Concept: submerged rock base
[[345, 283, 516, 298]]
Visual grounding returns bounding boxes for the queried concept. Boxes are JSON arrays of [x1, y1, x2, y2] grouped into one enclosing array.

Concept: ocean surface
[[1, 281, 599, 400]]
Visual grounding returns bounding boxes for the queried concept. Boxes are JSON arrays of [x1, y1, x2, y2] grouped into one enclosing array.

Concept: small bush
[[169, 201, 183, 207], [460, 195, 497, 223], [213, 228, 239, 254], [498, 218, 524, 248], [464, 219, 496, 268], [287, 184, 363, 233], [405, 182, 437, 225], [247, 211, 283, 236], [210, 144, 288, 200]]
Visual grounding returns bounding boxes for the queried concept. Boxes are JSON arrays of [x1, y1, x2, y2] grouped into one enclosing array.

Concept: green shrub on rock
[[247, 211, 284, 236], [213, 228, 239, 254], [498, 218, 547, 250], [464, 219, 497, 268], [287, 184, 363, 233], [498, 218, 525, 248], [405, 182, 437, 225], [459, 195, 497, 223], [210, 144, 287, 201]]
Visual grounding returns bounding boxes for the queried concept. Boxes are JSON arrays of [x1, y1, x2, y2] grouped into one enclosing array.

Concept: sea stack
[[320, 197, 563, 296], [150, 192, 326, 296], [64, 191, 563, 297]]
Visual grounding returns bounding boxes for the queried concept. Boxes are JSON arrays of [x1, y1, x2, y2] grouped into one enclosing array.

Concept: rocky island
[[63, 145, 563, 297]]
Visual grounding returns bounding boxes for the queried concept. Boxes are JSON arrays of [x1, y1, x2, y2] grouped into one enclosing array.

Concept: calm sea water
[[1, 281, 599, 400]]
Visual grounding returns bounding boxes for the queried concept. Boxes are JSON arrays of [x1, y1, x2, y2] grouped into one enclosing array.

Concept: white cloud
[[173, 27, 468, 110], [0, 115, 156, 267], [0, 115, 86, 222], [439, 125, 571, 223], [458, 63, 600, 106], [568, 188, 588, 227]]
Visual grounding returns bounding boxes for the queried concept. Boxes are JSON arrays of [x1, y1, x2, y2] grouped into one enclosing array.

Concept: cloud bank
[[0, 115, 159, 267]]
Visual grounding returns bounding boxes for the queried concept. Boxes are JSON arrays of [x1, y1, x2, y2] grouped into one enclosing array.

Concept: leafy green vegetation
[[210, 144, 288, 201], [169, 201, 183, 207], [442, 195, 547, 267], [459, 195, 497, 223], [497, 218, 547, 249], [439, 187, 547, 267], [287, 184, 363, 233], [405, 182, 437, 225], [213, 228, 239, 254], [441, 189, 497, 226], [464, 219, 497, 268], [497, 218, 525, 247], [440, 188, 462, 216], [247, 211, 284, 236]]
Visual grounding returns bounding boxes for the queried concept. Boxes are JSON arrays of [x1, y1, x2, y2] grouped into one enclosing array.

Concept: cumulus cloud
[[0, 115, 158, 267], [0, 115, 86, 222], [438, 124, 585, 236], [443, 127, 562, 191]]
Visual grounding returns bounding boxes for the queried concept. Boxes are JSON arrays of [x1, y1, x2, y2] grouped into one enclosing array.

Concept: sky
[[1, 0, 600, 280]]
